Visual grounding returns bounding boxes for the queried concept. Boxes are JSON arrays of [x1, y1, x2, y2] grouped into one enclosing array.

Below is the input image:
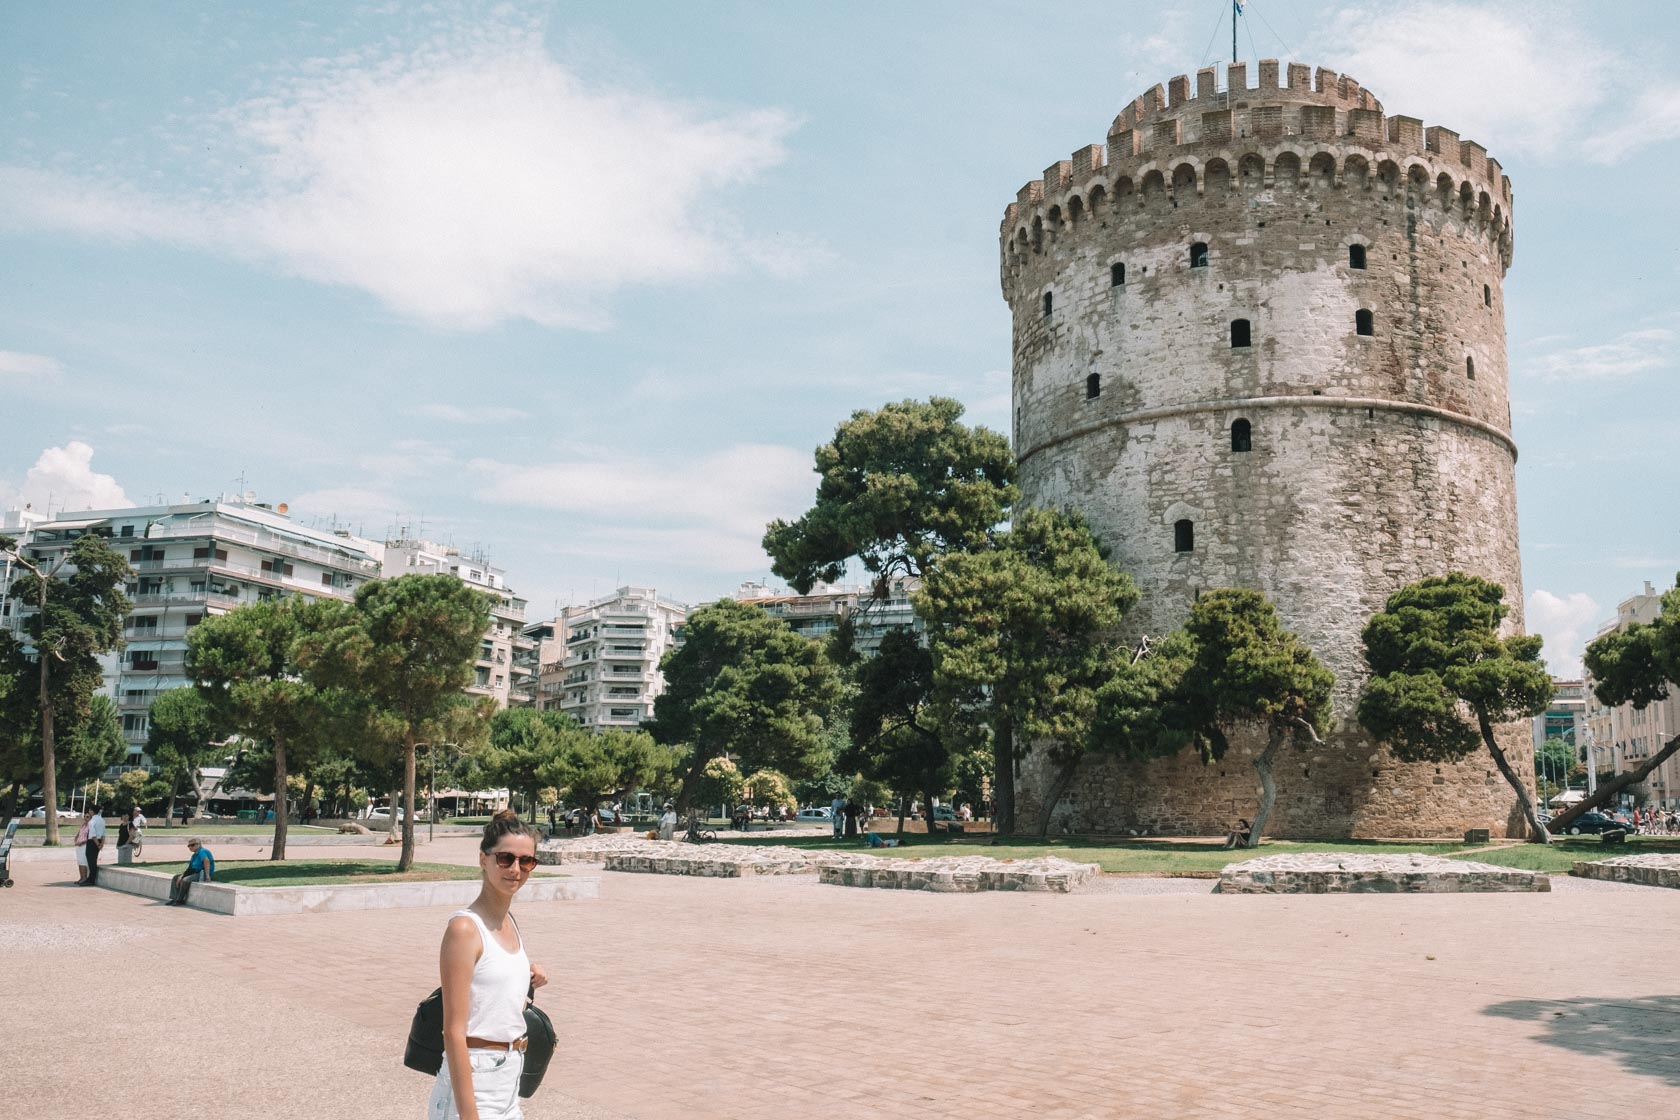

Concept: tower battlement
[[1001, 60, 1513, 280]]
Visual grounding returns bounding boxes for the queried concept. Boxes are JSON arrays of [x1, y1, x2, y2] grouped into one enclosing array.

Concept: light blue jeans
[[427, 1048, 524, 1119]]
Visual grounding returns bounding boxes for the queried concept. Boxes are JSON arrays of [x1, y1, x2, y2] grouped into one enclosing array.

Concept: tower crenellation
[[1002, 62, 1532, 840]]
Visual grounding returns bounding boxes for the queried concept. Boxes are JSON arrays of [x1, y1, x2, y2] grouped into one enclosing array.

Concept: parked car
[[1561, 812, 1625, 836], [26, 807, 80, 819], [795, 807, 833, 822], [931, 806, 957, 821]]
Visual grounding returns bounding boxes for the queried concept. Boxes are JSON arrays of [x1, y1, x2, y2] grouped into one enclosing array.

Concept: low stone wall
[[1573, 853, 1680, 889], [1217, 853, 1550, 894], [98, 866, 600, 915], [818, 856, 1099, 893]]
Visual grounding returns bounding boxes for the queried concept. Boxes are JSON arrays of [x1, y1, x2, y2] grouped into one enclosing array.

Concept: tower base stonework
[[1018, 720, 1536, 840]]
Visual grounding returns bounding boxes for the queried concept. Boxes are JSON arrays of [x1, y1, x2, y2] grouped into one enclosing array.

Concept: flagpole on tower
[[1233, 0, 1240, 64]]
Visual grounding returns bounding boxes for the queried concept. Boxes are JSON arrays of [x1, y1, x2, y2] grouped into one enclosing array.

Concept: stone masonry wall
[[1002, 62, 1532, 838]]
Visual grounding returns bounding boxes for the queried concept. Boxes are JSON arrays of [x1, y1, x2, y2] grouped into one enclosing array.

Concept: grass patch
[[130, 859, 484, 887], [717, 834, 1472, 874], [1454, 837, 1680, 874]]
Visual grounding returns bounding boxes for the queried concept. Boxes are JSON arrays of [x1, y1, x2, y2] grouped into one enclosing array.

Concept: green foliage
[[1534, 736, 1579, 785], [0, 630, 37, 790], [649, 599, 842, 804], [689, 756, 744, 811], [1584, 576, 1680, 710], [486, 707, 570, 818], [1091, 632, 1196, 762], [554, 727, 679, 812], [763, 397, 1017, 593], [1172, 590, 1334, 761], [1358, 573, 1552, 762], [842, 628, 954, 814], [742, 768, 796, 809], [1358, 572, 1552, 841], [58, 694, 128, 790], [146, 686, 221, 797]]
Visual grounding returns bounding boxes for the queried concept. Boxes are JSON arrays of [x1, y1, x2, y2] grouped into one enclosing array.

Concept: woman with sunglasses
[[429, 809, 548, 1119]]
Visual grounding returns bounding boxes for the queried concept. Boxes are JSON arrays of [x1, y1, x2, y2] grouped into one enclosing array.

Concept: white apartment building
[[1, 499, 383, 767], [1583, 581, 1680, 808], [382, 536, 531, 709], [519, 616, 570, 711], [729, 576, 921, 656], [555, 587, 685, 730]]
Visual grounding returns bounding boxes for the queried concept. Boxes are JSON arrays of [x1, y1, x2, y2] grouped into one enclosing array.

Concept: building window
[[1231, 418, 1252, 453], [1190, 242, 1209, 268], [1466, 356, 1475, 379], [1042, 291, 1053, 317], [1355, 309, 1374, 336], [1174, 520, 1195, 552], [1110, 262, 1125, 286], [1086, 373, 1101, 400], [1349, 244, 1367, 269], [1483, 284, 1491, 307], [1230, 319, 1251, 348]]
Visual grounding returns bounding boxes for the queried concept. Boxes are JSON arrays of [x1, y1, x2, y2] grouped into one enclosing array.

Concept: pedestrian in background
[[129, 805, 147, 859], [73, 807, 92, 884], [85, 805, 107, 885]]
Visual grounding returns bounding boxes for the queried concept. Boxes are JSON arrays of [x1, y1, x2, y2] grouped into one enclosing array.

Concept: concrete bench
[[1462, 828, 1490, 844]]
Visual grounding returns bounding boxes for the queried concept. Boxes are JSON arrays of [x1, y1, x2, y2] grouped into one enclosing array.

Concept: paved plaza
[[3, 835, 1677, 1119]]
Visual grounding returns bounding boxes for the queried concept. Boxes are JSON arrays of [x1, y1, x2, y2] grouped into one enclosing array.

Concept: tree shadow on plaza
[[1483, 996, 1680, 1086]]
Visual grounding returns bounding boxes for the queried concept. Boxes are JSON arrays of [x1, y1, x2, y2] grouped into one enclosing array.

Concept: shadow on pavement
[[1483, 995, 1680, 1086]]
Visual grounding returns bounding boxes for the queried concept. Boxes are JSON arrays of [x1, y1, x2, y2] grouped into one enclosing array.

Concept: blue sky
[[2, 0, 1676, 675]]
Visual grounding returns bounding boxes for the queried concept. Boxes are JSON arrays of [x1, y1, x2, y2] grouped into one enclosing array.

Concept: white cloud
[[1527, 589, 1601, 678], [1525, 328, 1673, 381], [6, 442, 130, 514], [0, 350, 65, 379], [1582, 86, 1680, 163], [469, 444, 813, 571], [1314, 2, 1632, 162], [0, 22, 798, 330], [412, 403, 531, 424]]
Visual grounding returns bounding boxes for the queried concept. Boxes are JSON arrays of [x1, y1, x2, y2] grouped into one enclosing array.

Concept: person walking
[[830, 795, 845, 839], [73, 807, 92, 884], [85, 806, 108, 885], [167, 838, 215, 905], [657, 803, 677, 842], [428, 810, 548, 1120]]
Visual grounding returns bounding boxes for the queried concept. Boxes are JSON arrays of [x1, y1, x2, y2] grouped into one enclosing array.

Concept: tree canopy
[[916, 506, 1139, 834], [146, 686, 222, 826], [763, 397, 1016, 594], [1358, 572, 1553, 842], [648, 598, 842, 809]]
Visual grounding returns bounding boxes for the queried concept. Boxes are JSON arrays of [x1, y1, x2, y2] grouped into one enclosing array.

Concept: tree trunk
[[1245, 732, 1283, 849], [38, 597, 59, 846], [301, 777, 314, 826], [271, 734, 289, 861], [1036, 753, 1083, 839], [1548, 733, 1680, 833], [673, 751, 710, 813], [991, 711, 1015, 837], [386, 787, 401, 834], [163, 783, 177, 831], [1479, 715, 1550, 844], [398, 731, 417, 872]]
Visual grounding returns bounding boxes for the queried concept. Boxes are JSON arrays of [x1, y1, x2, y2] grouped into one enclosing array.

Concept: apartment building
[[729, 576, 921, 656], [519, 616, 570, 710], [1, 499, 383, 767], [382, 536, 531, 709], [555, 586, 685, 729], [1583, 581, 1680, 808]]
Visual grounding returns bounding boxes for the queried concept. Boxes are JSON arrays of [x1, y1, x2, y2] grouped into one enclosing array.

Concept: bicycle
[[683, 816, 717, 844]]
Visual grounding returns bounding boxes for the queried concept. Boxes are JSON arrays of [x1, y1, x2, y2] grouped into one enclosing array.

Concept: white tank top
[[452, 908, 529, 1044]]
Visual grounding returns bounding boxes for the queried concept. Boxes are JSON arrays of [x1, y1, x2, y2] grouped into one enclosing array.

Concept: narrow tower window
[[1190, 242, 1209, 268], [1042, 291, 1053, 317], [1355, 309, 1374, 336], [1466, 356, 1476, 379], [1231, 418, 1252, 452], [1174, 520, 1195, 553], [1483, 284, 1491, 307], [1230, 319, 1251, 348], [1349, 244, 1367, 269], [1086, 372, 1101, 400], [1110, 262, 1125, 286]]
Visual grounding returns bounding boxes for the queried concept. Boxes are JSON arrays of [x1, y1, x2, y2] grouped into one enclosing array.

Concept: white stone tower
[[1001, 61, 1531, 838]]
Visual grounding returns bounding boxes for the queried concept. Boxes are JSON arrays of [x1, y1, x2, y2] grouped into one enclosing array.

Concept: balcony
[[145, 521, 382, 575]]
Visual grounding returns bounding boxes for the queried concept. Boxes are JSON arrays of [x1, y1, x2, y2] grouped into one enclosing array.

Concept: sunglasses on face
[[491, 852, 538, 872]]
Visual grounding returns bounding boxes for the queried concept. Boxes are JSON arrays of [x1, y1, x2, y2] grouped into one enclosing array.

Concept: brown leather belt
[[465, 1036, 528, 1052]]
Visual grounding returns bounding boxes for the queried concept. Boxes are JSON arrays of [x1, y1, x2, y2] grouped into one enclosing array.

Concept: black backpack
[[404, 982, 556, 1099]]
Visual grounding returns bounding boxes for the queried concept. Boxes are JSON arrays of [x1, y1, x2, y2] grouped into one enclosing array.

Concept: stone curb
[[1217, 853, 1550, 894], [96, 866, 600, 915], [1572, 854, 1680, 889]]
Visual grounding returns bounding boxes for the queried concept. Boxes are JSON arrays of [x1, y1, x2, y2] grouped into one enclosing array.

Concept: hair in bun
[[480, 806, 538, 852]]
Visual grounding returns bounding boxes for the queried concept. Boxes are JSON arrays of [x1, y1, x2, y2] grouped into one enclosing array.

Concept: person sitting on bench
[[167, 838, 215, 906], [1222, 818, 1252, 850]]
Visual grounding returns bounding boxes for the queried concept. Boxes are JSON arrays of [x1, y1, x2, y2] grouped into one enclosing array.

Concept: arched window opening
[[1086, 372, 1101, 400], [1483, 284, 1492, 307], [1042, 291, 1053, 318], [1174, 520, 1195, 553], [1355, 309, 1374, 336], [1466, 356, 1476, 380], [1231, 418, 1252, 453], [1190, 241, 1210, 269], [1110, 262, 1125, 286], [1230, 318, 1251, 348], [1349, 244, 1367, 269]]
